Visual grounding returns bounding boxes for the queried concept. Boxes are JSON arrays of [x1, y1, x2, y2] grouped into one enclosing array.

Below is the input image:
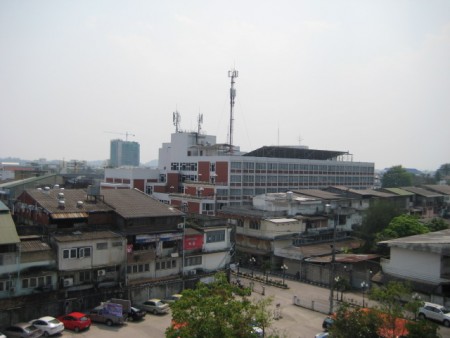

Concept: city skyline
[[1, 1, 449, 171]]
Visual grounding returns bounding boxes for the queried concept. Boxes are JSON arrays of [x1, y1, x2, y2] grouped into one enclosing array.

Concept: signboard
[[184, 234, 203, 250]]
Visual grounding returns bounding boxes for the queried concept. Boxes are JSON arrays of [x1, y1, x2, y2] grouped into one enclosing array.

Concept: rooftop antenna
[[173, 110, 181, 133], [197, 113, 203, 135], [228, 68, 238, 153]]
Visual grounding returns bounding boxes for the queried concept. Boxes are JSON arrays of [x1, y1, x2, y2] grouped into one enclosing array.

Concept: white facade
[[55, 233, 126, 271], [381, 247, 444, 284]]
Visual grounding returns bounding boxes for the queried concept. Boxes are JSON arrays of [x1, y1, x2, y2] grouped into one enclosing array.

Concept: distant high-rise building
[[110, 139, 140, 167]]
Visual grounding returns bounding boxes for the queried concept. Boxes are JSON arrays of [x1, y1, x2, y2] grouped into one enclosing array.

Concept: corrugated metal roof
[[0, 213, 20, 244], [423, 184, 450, 195], [24, 188, 113, 213], [400, 186, 442, 198], [378, 229, 450, 254], [382, 188, 414, 196], [293, 189, 345, 200], [102, 188, 184, 219], [20, 240, 51, 252]]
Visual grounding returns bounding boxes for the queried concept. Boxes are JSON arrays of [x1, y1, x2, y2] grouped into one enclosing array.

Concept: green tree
[[357, 200, 402, 252], [375, 214, 429, 242], [166, 272, 272, 338], [381, 165, 413, 188]]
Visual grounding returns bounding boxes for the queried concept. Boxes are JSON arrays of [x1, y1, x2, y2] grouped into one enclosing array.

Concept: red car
[[57, 312, 91, 332]]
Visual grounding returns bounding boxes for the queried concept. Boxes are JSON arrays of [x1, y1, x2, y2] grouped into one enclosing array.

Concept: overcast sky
[[1, 1, 449, 171]]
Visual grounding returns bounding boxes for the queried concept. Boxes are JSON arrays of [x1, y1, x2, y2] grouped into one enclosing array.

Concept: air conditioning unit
[[188, 270, 197, 275], [63, 278, 73, 287], [177, 223, 184, 229], [97, 269, 106, 277]]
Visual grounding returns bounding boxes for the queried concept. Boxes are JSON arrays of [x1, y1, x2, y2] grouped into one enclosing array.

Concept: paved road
[[56, 273, 450, 338]]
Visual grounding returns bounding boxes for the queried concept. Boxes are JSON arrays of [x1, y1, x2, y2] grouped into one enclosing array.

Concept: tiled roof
[[102, 188, 184, 219]]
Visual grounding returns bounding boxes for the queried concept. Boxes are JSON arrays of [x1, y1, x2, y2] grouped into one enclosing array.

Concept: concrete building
[[378, 229, 450, 303], [110, 139, 140, 168]]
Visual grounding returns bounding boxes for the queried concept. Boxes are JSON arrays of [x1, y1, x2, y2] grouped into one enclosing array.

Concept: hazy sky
[[1, 1, 449, 171]]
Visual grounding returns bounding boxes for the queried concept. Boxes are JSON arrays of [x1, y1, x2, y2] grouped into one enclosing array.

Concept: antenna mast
[[197, 113, 203, 135], [228, 69, 238, 153], [173, 110, 181, 133]]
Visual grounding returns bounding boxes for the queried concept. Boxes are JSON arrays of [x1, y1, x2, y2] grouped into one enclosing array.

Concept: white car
[[29, 316, 64, 337], [418, 302, 450, 327], [139, 299, 170, 315], [315, 332, 330, 338]]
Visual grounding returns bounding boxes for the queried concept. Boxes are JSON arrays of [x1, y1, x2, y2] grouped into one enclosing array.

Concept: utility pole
[[228, 69, 238, 153]]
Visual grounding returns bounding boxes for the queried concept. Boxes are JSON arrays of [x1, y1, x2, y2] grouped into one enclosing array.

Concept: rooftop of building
[[102, 188, 184, 219], [378, 229, 450, 254], [52, 230, 123, 242], [243, 146, 350, 160]]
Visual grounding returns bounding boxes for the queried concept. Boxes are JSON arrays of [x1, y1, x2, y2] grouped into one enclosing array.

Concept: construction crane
[[104, 131, 136, 141]]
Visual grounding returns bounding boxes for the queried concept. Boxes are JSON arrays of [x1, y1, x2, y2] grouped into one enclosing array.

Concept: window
[[206, 230, 225, 243], [185, 256, 202, 267], [112, 241, 123, 247], [237, 219, 244, 227], [231, 162, 242, 169], [78, 247, 91, 258], [63, 247, 91, 259], [97, 242, 108, 250], [249, 219, 261, 230], [21, 276, 53, 290], [79, 271, 91, 282]]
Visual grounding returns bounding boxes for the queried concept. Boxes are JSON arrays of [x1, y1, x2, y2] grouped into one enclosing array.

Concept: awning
[[50, 212, 88, 219]]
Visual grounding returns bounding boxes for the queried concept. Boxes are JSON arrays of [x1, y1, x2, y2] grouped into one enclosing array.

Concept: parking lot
[[41, 276, 450, 338]]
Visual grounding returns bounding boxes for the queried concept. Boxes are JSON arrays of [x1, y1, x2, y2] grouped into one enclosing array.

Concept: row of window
[[97, 241, 123, 250], [231, 162, 374, 173], [206, 230, 225, 243], [171, 162, 198, 171], [22, 275, 52, 289], [63, 247, 91, 259], [231, 174, 373, 184]]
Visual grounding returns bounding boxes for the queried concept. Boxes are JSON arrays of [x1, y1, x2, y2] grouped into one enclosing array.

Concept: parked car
[[127, 307, 147, 321], [162, 294, 182, 304], [2, 322, 43, 338], [28, 317, 64, 337], [315, 332, 330, 338], [418, 302, 450, 327], [139, 299, 170, 315], [57, 312, 91, 332], [87, 305, 125, 326], [0, 332, 5, 338], [322, 316, 334, 331]]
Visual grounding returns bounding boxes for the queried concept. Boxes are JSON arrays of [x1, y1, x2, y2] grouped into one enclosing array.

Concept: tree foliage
[[166, 272, 273, 338], [358, 200, 402, 252], [329, 303, 382, 338], [434, 163, 450, 182], [426, 217, 449, 232], [381, 165, 413, 188], [375, 214, 429, 242], [331, 282, 439, 338]]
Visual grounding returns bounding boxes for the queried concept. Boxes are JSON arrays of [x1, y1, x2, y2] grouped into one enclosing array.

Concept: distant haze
[[1, 1, 449, 171]]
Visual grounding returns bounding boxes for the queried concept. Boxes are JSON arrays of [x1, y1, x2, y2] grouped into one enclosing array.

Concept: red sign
[[184, 234, 203, 250]]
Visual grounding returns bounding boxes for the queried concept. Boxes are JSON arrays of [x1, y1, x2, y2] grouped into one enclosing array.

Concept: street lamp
[[281, 264, 288, 285], [249, 257, 256, 277], [361, 281, 367, 307], [334, 276, 341, 301]]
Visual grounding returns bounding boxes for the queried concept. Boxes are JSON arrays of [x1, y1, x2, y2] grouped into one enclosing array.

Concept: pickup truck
[[87, 303, 125, 326]]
